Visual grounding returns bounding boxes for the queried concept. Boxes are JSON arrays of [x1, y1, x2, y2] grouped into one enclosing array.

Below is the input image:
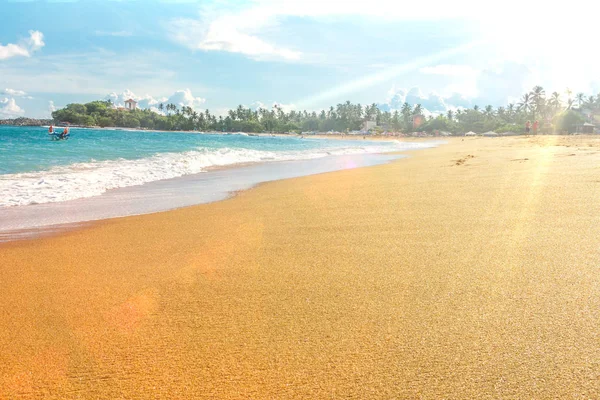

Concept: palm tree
[[549, 92, 561, 112], [236, 105, 245, 121], [584, 96, 595, 111], [400, 102, 412, 131], [531, 86, 545, 100], [576, 93, 585, 108], [497, 106, 506, 122], [518, 93, 532, 115], [446, 110, 454, 121], [507, 103, 516, 122], [564, 88, 573, 106], [483, 105, 494, 119], [530, 86, 546, 121], [413, 104, 423, 116], [392, 110, 400, 130], [158, 103, 164, 114]]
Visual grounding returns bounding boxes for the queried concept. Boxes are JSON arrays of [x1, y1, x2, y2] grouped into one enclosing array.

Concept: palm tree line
[[54, 86, 599, 133], [154, 86, 598, 134]]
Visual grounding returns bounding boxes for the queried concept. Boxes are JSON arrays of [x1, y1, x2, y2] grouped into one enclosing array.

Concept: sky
[[1, 0, 599, 118]]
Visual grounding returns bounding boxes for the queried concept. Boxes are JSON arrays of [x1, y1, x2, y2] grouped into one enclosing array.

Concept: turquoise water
[[0, 126, 378, 175], [0, 126, 416, 207]]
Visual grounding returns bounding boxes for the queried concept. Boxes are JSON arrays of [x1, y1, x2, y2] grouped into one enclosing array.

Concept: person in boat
[[49, 125, 54, 134], [59, 127, 69, 139]]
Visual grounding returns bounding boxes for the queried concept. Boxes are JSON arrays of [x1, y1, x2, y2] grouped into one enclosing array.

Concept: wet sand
[[1, 135, 600, 398]]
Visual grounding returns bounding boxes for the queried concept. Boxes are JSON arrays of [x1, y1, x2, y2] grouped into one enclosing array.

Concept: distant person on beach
[[533, 120, 539, 135], [525, 121, 531, 134]]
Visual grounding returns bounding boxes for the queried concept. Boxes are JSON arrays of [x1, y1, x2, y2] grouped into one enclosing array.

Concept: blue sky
[[1, 0, 599, 118]]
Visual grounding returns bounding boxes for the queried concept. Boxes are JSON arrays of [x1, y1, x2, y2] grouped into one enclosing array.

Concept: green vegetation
[[52, 87, 599, 134]]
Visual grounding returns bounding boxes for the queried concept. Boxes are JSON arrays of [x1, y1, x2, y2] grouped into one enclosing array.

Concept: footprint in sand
[[454, 155, 475, 166]]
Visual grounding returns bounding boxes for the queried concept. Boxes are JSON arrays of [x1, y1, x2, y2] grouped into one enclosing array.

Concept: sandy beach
[[2, 135, 600, 398]]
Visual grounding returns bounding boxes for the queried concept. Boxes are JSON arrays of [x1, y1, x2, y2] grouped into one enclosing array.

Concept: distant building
[[576, 122, 595, 134], [362, 120, 377, 131], [124, 99, 138, 111]]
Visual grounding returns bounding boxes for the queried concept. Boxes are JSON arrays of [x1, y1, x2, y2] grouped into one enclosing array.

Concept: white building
[[362, 120, 377, 131], [124, 99, 138, 111]]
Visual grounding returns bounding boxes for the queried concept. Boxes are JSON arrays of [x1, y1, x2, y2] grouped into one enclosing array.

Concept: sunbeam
[[295, 40, 484, 109]]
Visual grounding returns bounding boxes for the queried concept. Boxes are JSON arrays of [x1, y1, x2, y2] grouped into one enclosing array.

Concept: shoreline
[[0, 133, 441, 242], [25, 124, 439, 140], [2, 135, 600, 397], [0, 152, 408, 243], [1, 127, 426, 207]]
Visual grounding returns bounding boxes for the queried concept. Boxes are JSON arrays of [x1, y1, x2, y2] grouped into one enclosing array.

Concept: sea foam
[[0, 141, 436, 207]]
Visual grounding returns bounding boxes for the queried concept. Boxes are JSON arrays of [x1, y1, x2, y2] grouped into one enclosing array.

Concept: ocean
[[0, 126, 439, 238]]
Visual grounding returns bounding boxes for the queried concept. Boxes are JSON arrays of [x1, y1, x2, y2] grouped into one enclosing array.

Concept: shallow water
[[0, 126, 433, 207]]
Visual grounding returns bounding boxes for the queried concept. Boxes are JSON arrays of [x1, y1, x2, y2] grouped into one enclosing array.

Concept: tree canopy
[[51, 87, 600, 134]]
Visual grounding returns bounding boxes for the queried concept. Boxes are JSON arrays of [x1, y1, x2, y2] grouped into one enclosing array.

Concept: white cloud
[[249, 101, 295, 112], [105, 88, 205, 111], [250, 101, 268, 110], [48, 101, 57, 114], [105, 89, 167, 109], [379, 85, 479, 114], [379, 61, 537, 113], [167, 89, 206, 110], [169, 0, 600, 100], [167, 0, 532, 63], [27, 30, 45, 51], [148, 106, 165, 115], [0, 98, 25, 118], [170, 12, 301, 61], [443, 93, 473, 109], [210, 107, 232, 117], [2, 88, 27, 97], [271, 102, 296, 112], [0, 44, 29, 60], [472, 62, 532, 106], [382, 87, 449, 113], [0, 31, 45, 60]]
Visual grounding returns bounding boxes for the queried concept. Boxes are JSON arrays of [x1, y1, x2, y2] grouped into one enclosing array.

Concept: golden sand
[[1, 136, 600, 398]]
